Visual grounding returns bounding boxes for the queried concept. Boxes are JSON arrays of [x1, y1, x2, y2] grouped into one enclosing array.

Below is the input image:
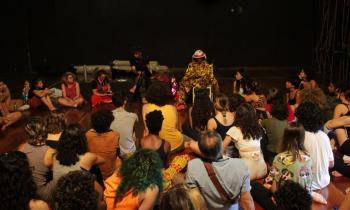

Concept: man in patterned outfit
[[178, 50, 219, 108]]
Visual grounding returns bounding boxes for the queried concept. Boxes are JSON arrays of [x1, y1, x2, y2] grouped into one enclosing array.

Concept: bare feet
[[129, 86, 136, 93]]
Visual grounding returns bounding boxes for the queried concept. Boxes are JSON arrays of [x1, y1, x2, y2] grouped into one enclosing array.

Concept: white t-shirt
[[304, 130, 334, 190], [110, 109, 138, 156]]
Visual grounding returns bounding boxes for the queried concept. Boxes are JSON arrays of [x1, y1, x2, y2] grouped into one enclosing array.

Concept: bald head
[[198, 131, 223, 161]]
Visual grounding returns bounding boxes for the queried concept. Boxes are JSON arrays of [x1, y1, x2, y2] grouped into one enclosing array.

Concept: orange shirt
[[86, 129, 119, 179], [104, 174, 139, 210]]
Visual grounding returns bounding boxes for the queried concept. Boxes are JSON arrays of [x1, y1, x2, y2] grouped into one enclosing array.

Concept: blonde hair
[[187, 187, 207, 210]]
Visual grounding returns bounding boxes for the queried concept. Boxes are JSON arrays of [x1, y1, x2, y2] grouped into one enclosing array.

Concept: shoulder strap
[[203, 161, 236, 203]]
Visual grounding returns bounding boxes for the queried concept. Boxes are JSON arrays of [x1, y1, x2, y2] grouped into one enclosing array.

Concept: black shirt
[[130, 56, 151, 78]]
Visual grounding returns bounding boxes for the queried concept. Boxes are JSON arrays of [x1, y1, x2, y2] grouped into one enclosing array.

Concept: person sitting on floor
[[285, 77, 300, 106], [274, 181, 312, 210], [295, 102, 334, 190], [251, 122, 326, 210], [297, 69, 318, 90], [46, 110, 66, 149], [245, 80, 267, 119], [28, 78, 56, 111], [86, 109, 119, 180], [325, 116, 350, 178], [0, 81, 24, 131], [207, 93, 235, 140], [17, 117, 52, 201], [52, 170, 106, 210], [44, 123, 106, 188], [91, 69, 113, 107], [58, 72, 84, 108], [0, 151, 50, 210], [232, 69, 248, 96], [186, 131, 254, 210], [110, 92, 138, 158], [262, 90, 289, 163], [143, 81, 188, 153], [223, 103, 267, 180], [160, 184, 207, 210], [178, 49, 219, 108], [141, 110, 171, 168], [104, 149, 163, 210], [128, 48, 151, 103], [183, 88, 215, 141], [265, 88, 295, 122]]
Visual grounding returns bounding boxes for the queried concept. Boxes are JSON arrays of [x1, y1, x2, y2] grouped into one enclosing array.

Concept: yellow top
[[143, 104, 183, 151]]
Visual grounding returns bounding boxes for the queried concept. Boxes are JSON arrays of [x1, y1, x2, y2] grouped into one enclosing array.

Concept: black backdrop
[[2, 0, 317, 73]]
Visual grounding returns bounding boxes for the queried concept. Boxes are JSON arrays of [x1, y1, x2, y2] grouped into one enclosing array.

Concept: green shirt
[[262, 117, 287, 153], [265, 151, 313, 193]]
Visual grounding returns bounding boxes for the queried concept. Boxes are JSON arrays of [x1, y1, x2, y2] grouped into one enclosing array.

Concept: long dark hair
[[234, 70, 247, 94], [234, 103, 261, 139], [281, 122, 307, 162], [191, 88, 215, 131], [56, 123, 87, 166]]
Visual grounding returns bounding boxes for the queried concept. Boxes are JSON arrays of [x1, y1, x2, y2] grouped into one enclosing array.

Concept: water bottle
[[23, 91, 28, 104]]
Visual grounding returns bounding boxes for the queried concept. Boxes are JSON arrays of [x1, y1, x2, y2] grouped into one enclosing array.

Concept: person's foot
[[18, 104, 30, 111], [1, 124, 8, 131], [129, 86, 136, 93], [332, 170, 343, 177]]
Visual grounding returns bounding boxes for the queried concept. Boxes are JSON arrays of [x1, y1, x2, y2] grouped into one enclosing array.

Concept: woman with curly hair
[[207, 93, 234, 140], [46, 110, 66, 149], [44, 123, 105, 186], [295, 102, 334, 190], [143, 81, 187, 152], [58, 72, 84, 108], [17, 117, 52, 201], [52, 170, 105, 210], [183, 88, 215, 141], [86, 109, 119, 179], [223, 103, 267, 180], [91, 69, 113, 107], [104, 149, 163, 210], [0, 151, 49, 210]]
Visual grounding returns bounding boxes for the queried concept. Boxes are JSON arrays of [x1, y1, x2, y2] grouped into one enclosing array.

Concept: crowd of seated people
[[2, 59, 350, 210]]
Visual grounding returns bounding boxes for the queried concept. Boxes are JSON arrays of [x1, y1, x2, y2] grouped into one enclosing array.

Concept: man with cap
[[178, 50, 219, 109]]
